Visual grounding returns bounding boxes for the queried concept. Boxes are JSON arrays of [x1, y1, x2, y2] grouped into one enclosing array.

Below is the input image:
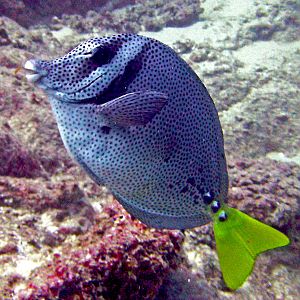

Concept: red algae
[[15, 202, 183, 300]]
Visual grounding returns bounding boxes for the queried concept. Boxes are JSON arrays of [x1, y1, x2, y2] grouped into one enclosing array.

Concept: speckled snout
[[23, 36, 150, 103]]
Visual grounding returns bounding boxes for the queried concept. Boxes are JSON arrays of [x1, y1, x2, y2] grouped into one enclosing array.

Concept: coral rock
[[0, 128, 45, 178], [15, 202, 183, 300]]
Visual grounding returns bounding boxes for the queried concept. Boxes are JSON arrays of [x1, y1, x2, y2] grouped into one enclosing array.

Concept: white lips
[[24, 59, 42, 83], [24, 60, 36, 71], [26, 73, 42, 82]]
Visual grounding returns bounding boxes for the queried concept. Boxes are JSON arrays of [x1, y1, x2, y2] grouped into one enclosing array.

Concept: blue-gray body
[[25, 34, 228, 229]]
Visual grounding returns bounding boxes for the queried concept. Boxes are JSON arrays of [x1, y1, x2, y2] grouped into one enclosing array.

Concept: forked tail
[[213, 206, 290, 290]]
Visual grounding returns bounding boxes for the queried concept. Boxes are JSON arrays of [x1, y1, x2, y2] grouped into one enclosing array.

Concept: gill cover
[[213, 206, 290, 290]]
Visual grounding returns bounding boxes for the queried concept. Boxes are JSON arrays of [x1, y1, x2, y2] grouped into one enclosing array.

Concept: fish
[[24, 33, 289, 290]]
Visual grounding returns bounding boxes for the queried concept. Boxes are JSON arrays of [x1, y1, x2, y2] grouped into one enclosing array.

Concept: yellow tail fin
[[213, 206, 290, 290]]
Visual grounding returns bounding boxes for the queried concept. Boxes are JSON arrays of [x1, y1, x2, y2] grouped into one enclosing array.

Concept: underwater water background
[[0, 0, 299, 299]]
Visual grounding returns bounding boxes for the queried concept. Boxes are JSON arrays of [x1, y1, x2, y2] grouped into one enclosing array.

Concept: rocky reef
[[0, 0, 109, 27], [0, 0, 299, 299], [0, 0, 201, 32], [3, 198, 183, 299]]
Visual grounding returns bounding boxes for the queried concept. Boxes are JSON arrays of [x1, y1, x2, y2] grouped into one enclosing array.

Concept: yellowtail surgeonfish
[[24, 34, 290, 290]]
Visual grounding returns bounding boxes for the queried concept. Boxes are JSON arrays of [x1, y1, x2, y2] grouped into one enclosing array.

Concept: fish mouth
[[23, 60, 47, 83]]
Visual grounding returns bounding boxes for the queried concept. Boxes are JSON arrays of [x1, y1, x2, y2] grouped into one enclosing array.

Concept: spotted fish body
[[25, 34, 289, 290], [26, 34, 228, 229]]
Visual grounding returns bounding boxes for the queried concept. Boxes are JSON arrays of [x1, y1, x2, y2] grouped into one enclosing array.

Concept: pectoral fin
[[213, 206, 290, 290], [100, 91, 168, 126]]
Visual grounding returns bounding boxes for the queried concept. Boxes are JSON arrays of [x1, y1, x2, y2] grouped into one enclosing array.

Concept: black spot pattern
[[180, 186, 189, 194], [40, 34, 228, 230]]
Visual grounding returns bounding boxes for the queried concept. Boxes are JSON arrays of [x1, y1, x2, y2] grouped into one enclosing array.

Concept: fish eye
[[90, 45, 116, 66]]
